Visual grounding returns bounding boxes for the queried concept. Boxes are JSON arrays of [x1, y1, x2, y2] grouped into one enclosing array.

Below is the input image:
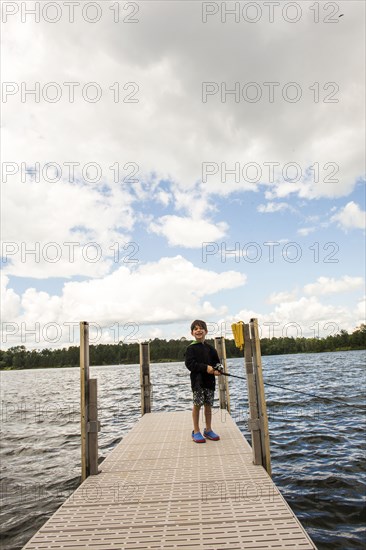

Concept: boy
[[185, 320, 221, 443]]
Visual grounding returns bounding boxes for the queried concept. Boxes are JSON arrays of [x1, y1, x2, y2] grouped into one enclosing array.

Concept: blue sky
[[1, 1, 365, 349]]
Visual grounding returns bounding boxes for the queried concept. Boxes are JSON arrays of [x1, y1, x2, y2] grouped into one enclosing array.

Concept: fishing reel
[[214, 363, 224, 373]]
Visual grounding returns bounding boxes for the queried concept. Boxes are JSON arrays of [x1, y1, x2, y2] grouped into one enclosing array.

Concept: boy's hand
[[207, 365, 221, 375]]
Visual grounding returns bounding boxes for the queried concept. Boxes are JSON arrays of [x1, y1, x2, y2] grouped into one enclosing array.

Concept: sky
[[1, 0, 365, 350]]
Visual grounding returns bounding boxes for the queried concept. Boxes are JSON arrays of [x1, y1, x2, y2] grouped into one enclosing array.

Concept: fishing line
[[263, 381, 366, 412], [213, 365, 365, 411]]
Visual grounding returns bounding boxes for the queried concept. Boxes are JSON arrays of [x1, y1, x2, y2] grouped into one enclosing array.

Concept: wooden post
[[80, 321, 89, 481], [139, 342, 152, 415], [243, 323, 262, 466], [214, 337, 230, 413], [87, 378, 100, 476], [80, 321, 100, 480], [250, 318, 271, 477]]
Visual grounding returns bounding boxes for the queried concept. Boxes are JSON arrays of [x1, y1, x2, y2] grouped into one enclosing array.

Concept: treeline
[[0, 325, 365, 370]]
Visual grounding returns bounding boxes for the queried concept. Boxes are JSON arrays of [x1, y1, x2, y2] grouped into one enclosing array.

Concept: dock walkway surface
[[23, 410, 316, 549]]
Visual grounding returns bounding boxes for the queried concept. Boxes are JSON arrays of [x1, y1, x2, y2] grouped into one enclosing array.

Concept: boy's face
[[191, 325, 207, 342]]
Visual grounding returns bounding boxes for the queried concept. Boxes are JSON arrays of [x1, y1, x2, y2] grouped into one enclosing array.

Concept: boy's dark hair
[[190, 320, 208, 332]]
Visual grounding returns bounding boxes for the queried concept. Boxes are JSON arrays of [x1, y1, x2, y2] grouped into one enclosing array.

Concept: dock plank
[[23, 410, 316, 549]]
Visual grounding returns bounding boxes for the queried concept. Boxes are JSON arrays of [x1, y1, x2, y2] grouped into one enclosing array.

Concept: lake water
[[0, 350, 365, 549]]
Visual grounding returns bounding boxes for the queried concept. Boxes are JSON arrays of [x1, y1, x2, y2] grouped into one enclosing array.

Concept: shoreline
[[1, 347, 365, 371]]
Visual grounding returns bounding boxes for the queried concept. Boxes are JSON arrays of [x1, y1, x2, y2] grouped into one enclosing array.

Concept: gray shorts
[[193, 387, 214, 407]]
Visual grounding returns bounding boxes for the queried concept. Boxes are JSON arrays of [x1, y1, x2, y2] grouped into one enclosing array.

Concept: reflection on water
[[1, 350, 365, 549]]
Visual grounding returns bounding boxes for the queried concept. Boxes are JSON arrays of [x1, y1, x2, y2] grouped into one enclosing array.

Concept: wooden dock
[[23, 410, 316, 549]]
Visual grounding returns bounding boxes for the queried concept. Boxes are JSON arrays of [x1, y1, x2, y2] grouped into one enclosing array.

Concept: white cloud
[[257, 202, 291, 213], [146, 327, 164, 339], [355, 296, 366, 320], [2, 2, 365, 202], [0, 275, 21, 320], [266, 295, 365, 336], [297, 227, 316, 236], [3, 269, 364, 347], [2, 179, 134, 278], [148, 216, 228, 248], [268, 290, 298, 304], [304, 276, 364, 296], [1, 256, 246, 347], [273, 296, 335, 323], [21, 288, 63, 325], [262, 297, 349, 336], [156, 191, 171, 207], [219, 290, 366, 340], [331, 201, 366, 231], [172, 188, 218, 219]]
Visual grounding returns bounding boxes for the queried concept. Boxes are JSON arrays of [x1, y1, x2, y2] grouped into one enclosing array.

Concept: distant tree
[[1, 326, 365, 369]]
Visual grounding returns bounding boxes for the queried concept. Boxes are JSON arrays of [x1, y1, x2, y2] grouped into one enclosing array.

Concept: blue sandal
[[204, 429, 220, 441], [192, 431, 206, 443]]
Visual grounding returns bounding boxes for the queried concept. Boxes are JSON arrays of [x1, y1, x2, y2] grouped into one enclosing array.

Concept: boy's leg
[[203, 390, 220, 440], [204, 404, 212, 432], [192, 404, 201, 433]]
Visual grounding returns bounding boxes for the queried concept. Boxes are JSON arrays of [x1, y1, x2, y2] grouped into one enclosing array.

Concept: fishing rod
[[213, 364, 246, 380]]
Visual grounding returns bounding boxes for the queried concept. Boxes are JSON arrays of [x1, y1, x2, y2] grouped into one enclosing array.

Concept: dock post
[[214, 336, 231, 413], [250, 318, 271, 477], [80, 321, 100, 480], [80, 321, 90, 481], [139, 342, 152, 415], [88, 378, 100, 476], [243, 323, 263, 466]]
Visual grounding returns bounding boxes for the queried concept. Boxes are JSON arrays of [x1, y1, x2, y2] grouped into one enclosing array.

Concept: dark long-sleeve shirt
[[184, 341, 220, 391]]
